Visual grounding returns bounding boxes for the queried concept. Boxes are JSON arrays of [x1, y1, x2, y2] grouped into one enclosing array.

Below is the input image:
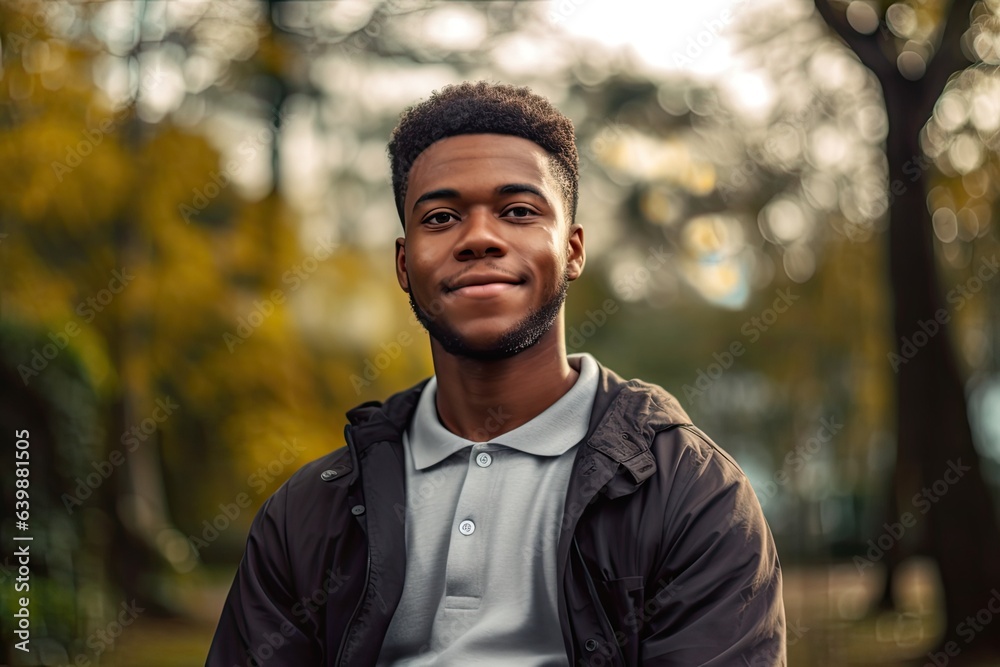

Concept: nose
[[454, 206, 507, 261]]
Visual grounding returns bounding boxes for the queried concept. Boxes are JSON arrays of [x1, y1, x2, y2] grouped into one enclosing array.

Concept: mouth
[[449, 282, 521, 298], [445, 272, 525, 298]]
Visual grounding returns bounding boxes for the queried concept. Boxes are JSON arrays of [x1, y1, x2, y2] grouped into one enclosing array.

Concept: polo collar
[[410, 353, 600, 470]]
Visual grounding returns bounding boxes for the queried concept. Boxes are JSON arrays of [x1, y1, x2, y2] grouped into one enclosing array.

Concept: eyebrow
[[412, 188, 460, 212], [497, 183, 548, 203], [411, 183, 550, 214]]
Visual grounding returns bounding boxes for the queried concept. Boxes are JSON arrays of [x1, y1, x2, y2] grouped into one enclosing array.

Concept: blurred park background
[[1, 0, 1000, 664]]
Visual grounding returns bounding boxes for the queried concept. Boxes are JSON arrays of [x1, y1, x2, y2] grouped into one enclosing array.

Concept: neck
[[430, 321, 579, 441]]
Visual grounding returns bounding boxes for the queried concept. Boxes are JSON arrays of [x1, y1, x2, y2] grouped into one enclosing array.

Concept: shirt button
[[458, 519, 475, 535], [476, 452, 492, 468], [584, 638, 599, 651]]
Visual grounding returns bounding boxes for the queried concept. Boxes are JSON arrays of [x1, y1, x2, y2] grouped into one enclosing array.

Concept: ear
[[566, 223, 585, 281], [395, 236, 410, 292]]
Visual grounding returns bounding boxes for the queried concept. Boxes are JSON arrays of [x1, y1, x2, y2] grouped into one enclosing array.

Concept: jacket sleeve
[[206, 483, 321, 666], [640, 431, 786, 666]]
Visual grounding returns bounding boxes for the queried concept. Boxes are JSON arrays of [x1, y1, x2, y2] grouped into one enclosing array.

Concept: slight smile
[[444, 270, 525, 299], [448, 282, 522, 298]]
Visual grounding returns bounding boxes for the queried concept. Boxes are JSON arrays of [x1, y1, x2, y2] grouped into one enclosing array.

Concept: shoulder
[[595, 373, 784, 663], [599, 365, 747, 480], [285, 446, 354, 493], [655, 422, 749, 495], [597, 365, 757, 516], [250, 446, 355, 536], [251, 377, 427, 529], [612, 378, 776, 576]]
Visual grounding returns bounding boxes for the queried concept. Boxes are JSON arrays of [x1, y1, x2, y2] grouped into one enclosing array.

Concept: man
[[207, 81, 785, 666]]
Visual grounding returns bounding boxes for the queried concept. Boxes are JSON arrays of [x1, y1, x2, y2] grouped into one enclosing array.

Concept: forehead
[[406, 134, 556, 194]]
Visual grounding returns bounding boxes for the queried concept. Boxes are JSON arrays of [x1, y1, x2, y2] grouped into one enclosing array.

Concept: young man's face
[[396, 133, 585, 360]]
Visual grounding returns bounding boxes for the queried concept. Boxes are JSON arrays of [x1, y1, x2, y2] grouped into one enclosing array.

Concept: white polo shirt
[[376, 353, 600, 666]]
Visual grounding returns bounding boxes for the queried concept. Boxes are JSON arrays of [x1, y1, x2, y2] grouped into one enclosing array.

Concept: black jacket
[[207, 362, 786, 666]]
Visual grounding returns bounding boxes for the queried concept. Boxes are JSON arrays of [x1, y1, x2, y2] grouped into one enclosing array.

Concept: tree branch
[[923, 0, 976, 108], [813, 0, 895, 82]]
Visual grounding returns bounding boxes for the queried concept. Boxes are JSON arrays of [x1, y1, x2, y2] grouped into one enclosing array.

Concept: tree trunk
[[813, 0, 1000, 655], [882, 75, 1000, 656], [104, 0, 184, 614]]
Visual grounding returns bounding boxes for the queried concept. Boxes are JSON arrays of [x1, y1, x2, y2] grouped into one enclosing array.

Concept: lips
[[445, 271, 524, 297]]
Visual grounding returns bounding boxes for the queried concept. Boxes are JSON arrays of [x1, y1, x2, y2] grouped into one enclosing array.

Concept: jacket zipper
[[335, 426, 371, 667]]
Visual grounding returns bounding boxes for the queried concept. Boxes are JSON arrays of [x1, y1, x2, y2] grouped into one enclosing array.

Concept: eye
[[424, 211, 458, 225], [503, 206, 537, 219]]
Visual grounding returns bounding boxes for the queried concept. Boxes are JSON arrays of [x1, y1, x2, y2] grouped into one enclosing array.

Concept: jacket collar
[[343, 359, 693, 492], [588, 364, 693, 486]]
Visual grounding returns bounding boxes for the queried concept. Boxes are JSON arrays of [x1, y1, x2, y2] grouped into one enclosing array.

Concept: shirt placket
[[442, 443, 501, 609]]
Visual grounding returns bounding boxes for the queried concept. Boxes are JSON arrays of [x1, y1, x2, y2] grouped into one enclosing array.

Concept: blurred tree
[[814, 0, 1000, 655], [0, 1, 393, 661]]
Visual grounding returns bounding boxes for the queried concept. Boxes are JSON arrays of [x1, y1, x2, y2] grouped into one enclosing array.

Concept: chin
[[410, 282, 566, 362], [435, 321, 551, 361], [449, 319, 520, 344], [434, 330, 516, 359]]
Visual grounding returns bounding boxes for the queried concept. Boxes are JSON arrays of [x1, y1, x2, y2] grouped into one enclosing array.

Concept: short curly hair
[[387, 81, 579, 227]]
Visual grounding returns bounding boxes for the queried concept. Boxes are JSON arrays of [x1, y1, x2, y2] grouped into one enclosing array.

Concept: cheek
[[405, 243, 435, 276], [408, 256, 447, 302], [538, 235, 568, 272]]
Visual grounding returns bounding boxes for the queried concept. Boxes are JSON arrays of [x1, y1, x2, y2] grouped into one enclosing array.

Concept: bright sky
[[550, 0, 751, 77], [551, 0, 791, 122]]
